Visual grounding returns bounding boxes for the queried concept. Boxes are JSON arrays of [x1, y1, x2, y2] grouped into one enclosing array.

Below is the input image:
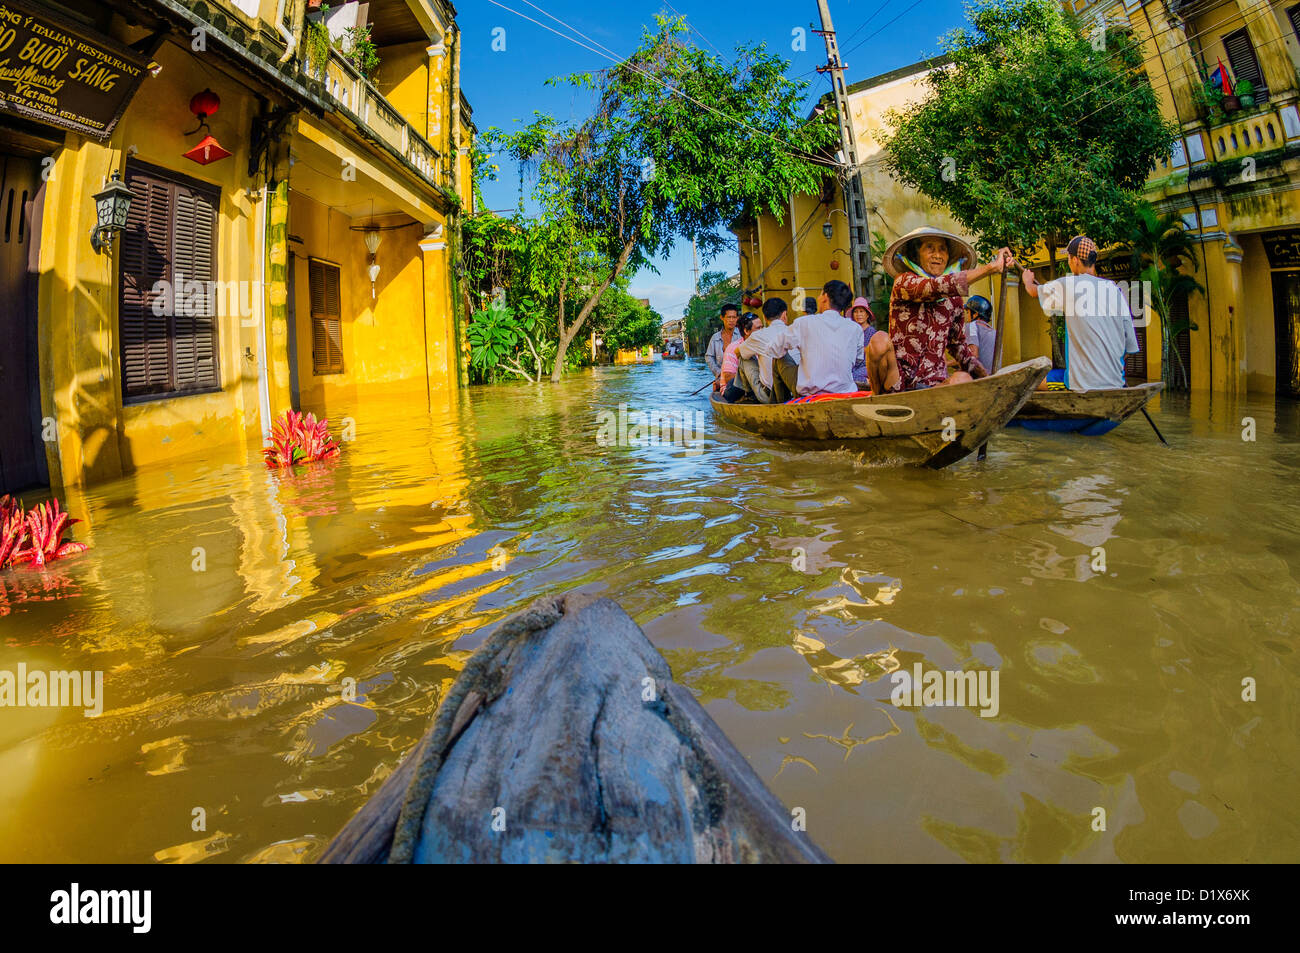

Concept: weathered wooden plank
[[1013, 381, 1164, 422], [710, 357, 1050, 467], [320, 593, 830, 864]]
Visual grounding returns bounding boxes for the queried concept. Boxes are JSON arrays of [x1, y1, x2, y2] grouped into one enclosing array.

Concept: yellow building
[[0, 0, 472, 495], [742, 1, 1300, 397]]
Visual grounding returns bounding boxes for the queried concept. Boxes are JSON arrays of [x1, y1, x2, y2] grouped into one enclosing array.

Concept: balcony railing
[[1206, 103, 1290, 161], [303, 44, 447, 192]]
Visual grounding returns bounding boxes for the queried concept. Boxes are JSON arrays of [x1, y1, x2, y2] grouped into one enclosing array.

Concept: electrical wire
[[485, 0, 842, 171]]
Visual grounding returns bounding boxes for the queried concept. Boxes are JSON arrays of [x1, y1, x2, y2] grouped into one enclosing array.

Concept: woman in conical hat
[[866, 226, 1014, 395]]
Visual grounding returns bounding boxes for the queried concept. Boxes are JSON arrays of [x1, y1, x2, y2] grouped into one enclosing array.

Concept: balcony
[[1205, 103, 1294, 162], [302, 43, 447, 193]]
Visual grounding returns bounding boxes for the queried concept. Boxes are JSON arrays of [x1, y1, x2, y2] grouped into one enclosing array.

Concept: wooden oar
[[1141, 407, 1169, 445], [690, 377, 718, 397], [977, 251, 1013, 461]]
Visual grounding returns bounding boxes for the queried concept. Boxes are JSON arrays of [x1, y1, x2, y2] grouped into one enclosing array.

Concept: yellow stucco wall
[[290, 193, 438, 419], [37, 35, 265, 488]]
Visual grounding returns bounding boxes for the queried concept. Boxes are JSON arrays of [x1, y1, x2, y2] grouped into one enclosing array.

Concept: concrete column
[[264, 174, 294, 419], [1220, 235, 1248, 395]]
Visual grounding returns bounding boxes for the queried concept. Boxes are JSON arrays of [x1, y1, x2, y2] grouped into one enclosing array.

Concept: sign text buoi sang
[[0, 0, 149, 140]]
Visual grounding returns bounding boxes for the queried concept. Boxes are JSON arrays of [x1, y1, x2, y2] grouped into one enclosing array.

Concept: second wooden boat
[[709, 356, 1051, 468], [1009, 381, 1164, 435]]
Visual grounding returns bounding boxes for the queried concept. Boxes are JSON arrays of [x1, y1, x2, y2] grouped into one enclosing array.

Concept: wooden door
[[1273, 270, 1300, 398], [0, 153, 44, 493]]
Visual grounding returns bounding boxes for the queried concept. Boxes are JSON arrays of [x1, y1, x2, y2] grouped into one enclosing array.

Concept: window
[[1289, 5, 1300, 44], [308, 259, 344, 374], [118, 162, 220, 401], [1222, 28, 1268, 101]]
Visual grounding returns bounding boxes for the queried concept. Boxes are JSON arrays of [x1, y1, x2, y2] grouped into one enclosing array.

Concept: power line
[[841, 0, 927, 58], [486, 0, 842, 171]]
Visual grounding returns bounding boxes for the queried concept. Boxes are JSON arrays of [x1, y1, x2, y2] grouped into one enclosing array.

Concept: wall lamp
[[91, 171, 134, 255]]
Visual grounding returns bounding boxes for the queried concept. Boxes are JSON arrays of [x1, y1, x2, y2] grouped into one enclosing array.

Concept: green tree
[[515, 16, 836, 380], [684, 270, 740, 354], [1124, 201, 1202, 391], [883, 0, 1177, 362]]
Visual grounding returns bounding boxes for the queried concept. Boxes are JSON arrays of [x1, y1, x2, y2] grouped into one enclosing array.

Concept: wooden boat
[[661, 351, 686, 360], [709, 356, 1051, 468], [320, 593, 830, 864], [1009, 381, 1164, 435]]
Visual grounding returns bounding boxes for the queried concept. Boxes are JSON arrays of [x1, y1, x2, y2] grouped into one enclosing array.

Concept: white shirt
[[1038, 274, 1140, 391], [738, 310, 861, 396], [741, 321, 800, 388]]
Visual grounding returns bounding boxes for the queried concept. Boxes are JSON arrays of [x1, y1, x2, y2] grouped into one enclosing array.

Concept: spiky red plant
[[1, 496, 87, 569], [263, 410, 341, 469]]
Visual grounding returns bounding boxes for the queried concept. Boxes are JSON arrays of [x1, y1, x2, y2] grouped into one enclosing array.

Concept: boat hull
[[1010, 382, 1164, 435], [709, 357, 1051, 468]]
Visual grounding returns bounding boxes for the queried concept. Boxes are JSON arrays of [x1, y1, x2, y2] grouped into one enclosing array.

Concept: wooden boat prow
[[709, 356, 1051, 468], [320, 594, 830, 864], [1011, 381, 1164, 435]]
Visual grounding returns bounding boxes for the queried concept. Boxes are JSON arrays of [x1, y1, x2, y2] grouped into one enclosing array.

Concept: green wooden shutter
[[1223, 28, 1268, 100]]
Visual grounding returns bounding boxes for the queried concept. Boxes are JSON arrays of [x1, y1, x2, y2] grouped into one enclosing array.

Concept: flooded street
[[2, 359, 1297, 863]]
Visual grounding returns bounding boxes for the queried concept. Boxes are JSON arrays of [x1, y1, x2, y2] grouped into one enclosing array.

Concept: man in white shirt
[[1022, 235, 1140, 391], [735, 297, 800, 402], [738, 280, 864, 397]]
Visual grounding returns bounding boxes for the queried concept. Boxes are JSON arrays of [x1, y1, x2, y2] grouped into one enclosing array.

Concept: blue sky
[[457, 0, 971, 320]]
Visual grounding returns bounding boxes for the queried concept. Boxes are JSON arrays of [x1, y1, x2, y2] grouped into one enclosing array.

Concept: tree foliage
[[884, 0, 1177, 258], [684, 270, 740, 354], [512, 15, 836, 379]]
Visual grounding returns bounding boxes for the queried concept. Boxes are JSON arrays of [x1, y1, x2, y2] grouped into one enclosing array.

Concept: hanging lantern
[[830, 259, 840, 270], [90, 171, 135, 254], [190, 88, 221, 122], [184, 135, 233, 165], [365, 228, 382, 299], [822, 221, 833, 241], [183, 88, 230, 165]]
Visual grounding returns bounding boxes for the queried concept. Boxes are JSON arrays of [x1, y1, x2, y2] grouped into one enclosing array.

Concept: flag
[[1217, 57, 1233, 94]]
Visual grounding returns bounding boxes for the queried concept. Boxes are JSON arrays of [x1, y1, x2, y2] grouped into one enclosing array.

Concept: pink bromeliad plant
[[0, 495, 88, 569], [263, 410, 341, 469]]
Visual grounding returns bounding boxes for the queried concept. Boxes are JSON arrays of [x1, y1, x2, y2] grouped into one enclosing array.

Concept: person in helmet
[[963, 294, 996, 373]]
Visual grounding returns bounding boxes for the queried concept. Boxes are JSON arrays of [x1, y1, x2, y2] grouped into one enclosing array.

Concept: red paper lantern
[[830, 259, 840, 270], [184, 135, 233, 165], [190, 88, 220, 120]]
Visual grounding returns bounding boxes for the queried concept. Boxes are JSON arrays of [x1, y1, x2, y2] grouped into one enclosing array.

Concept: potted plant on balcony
[[1195, 78, 1225, 125], [1235, 79, 1255, 110]]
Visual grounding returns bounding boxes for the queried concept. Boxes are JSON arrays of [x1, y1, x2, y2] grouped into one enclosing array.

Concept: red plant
[[263, 410, 341, 469], [1, 496, 87, 569]]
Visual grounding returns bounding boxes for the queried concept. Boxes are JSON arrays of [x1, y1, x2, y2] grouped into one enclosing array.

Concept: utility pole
[[816, 0, 873, 302], [691, 236, 700, 295]]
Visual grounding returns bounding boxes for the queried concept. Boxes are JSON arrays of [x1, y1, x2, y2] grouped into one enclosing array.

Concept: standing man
[[866, 226, 1010, 395], [705, 303, 740, 387], [738, 281, 863, 397], [1022, 235, 1140, 391]]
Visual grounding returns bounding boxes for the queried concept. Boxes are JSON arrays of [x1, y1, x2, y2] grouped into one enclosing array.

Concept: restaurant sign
[[0, 0, 149, 140], [1261, 229, 1300, 269]]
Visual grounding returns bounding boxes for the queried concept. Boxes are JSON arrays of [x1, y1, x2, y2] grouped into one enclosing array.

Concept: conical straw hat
[[883, 226, 978, 278]]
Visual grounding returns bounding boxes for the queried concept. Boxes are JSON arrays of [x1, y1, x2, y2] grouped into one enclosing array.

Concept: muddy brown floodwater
[[1, 359, 1297, 862]]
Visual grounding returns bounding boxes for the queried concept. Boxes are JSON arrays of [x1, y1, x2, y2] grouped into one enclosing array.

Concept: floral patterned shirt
[[887, 271, 981, 391]]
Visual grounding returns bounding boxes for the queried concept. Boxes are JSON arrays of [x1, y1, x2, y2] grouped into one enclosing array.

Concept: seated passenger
[[866, 226, 1010, 395], [848, 296, 875, 389], [736, 298, 801, 404], [719, 312, 760, 402], [738, 280, 864, 397], [963, 295, 996, 373]]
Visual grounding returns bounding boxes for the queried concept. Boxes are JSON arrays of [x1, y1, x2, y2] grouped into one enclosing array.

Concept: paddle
[[978, 249, 1014, 461], [690, 377, 718, 397], [1141, 408, 1169, 445]]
